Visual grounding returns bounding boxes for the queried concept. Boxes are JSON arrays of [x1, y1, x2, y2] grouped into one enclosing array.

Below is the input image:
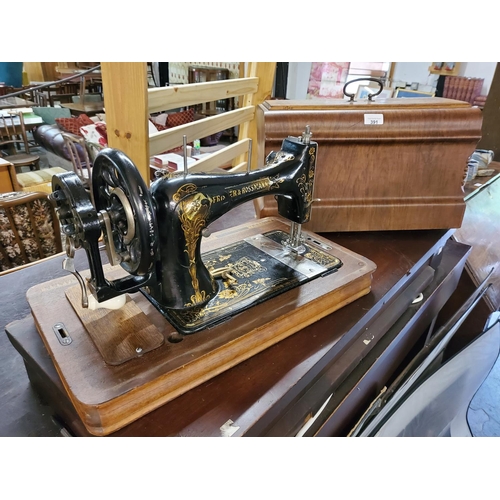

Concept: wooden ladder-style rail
[[101, 62, 276, 182]]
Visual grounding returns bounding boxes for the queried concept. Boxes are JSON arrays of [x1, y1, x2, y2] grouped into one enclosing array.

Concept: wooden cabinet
[[0, 158, 17, 193], [255, 97, 483, 232]]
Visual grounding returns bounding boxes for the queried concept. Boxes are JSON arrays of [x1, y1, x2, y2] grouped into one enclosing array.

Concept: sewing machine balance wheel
[[92, 148, 158, 276]]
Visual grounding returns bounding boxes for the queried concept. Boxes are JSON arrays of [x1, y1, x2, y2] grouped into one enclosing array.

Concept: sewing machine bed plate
[[26, 217, 376, 436], [154, 229, 343, 334]]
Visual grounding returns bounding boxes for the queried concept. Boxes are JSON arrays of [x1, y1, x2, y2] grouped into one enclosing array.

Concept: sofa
[[32, 111, 107, 171], [33, 124, 84, 170]]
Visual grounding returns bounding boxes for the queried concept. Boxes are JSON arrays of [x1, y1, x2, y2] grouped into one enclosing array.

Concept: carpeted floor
[[468, 352, 500, 437]]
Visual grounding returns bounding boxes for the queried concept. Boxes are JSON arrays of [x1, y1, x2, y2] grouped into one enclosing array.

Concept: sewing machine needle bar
[[244, 234, 328, 278]]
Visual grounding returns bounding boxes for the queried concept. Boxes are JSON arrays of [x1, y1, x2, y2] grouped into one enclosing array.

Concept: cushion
[[95, 122, 108, 142], [80, 123, 108, 160], [32, 107, 71, 125], [55, 114, 94, 136], [149, 118, 168, 132], [150, 113, 169, 128], [156, 109, 220, 146], [166, 108, 194, 128], [16, 167, 67, 188], [80, 123, 108, 147], [201, 131, 223, 147], [150, 110, 195, 155], [55, 117, 80, 135], [148, 120, 160, 135]]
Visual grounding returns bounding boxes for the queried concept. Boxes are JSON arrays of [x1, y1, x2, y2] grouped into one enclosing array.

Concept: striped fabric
[[17, 167, 67, 188]]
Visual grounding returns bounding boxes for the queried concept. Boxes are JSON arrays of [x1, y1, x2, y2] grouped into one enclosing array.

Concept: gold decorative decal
[[230, 256, 267, 278], [226, 178, 274, 198], [172, 278, 289, 327], [173, 183, 212, 307], [269, 174, 285, 190], [211, 194, 226, 204], [266, 151, 295, 166], [218, 287, 238, 300], [304, 247, 341, 267], [296, 147, 316, 207], [252, 277, 271, 286]]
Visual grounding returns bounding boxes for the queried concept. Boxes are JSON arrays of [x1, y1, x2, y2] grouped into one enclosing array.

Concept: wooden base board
[[27, 217, 376, 436], [65, 289, 164, 365]]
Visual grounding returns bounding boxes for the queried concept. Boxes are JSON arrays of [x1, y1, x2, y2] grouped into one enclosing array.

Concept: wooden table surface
[[1, 200, 464, 436], [456, 172, 500, 310], [0, 97, 35, 110]]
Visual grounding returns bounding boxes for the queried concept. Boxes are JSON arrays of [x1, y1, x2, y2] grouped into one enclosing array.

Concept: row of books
[[443, 76, 484, 104]]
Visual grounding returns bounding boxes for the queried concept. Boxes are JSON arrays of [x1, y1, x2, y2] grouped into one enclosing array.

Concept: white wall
[[390, 62, 440, 92], [391, 62, 496, 94], [286, 62, 312, 99], [287, 62, 497, 98]]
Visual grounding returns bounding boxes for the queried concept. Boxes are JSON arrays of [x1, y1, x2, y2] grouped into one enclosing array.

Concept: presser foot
[[281, 240, 307, 256], [281, 222, 306, 256]]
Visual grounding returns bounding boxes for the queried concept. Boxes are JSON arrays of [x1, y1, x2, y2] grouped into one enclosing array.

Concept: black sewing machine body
[[149, 136, 317, 311], [50, 131, 345, 335]]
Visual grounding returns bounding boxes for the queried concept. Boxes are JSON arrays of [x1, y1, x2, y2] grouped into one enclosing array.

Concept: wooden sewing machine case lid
[[256, 97, 483, 232]]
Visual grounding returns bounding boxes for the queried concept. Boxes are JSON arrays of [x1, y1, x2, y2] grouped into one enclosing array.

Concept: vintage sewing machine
[[27, 126, 376, 435]]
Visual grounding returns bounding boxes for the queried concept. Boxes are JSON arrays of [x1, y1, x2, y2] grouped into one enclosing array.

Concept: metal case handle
[[343, 77, 384, 102]]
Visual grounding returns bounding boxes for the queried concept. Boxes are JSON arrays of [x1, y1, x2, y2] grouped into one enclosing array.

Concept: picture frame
[[355, 85, 394, 100], [394, 88, 435, 98]]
